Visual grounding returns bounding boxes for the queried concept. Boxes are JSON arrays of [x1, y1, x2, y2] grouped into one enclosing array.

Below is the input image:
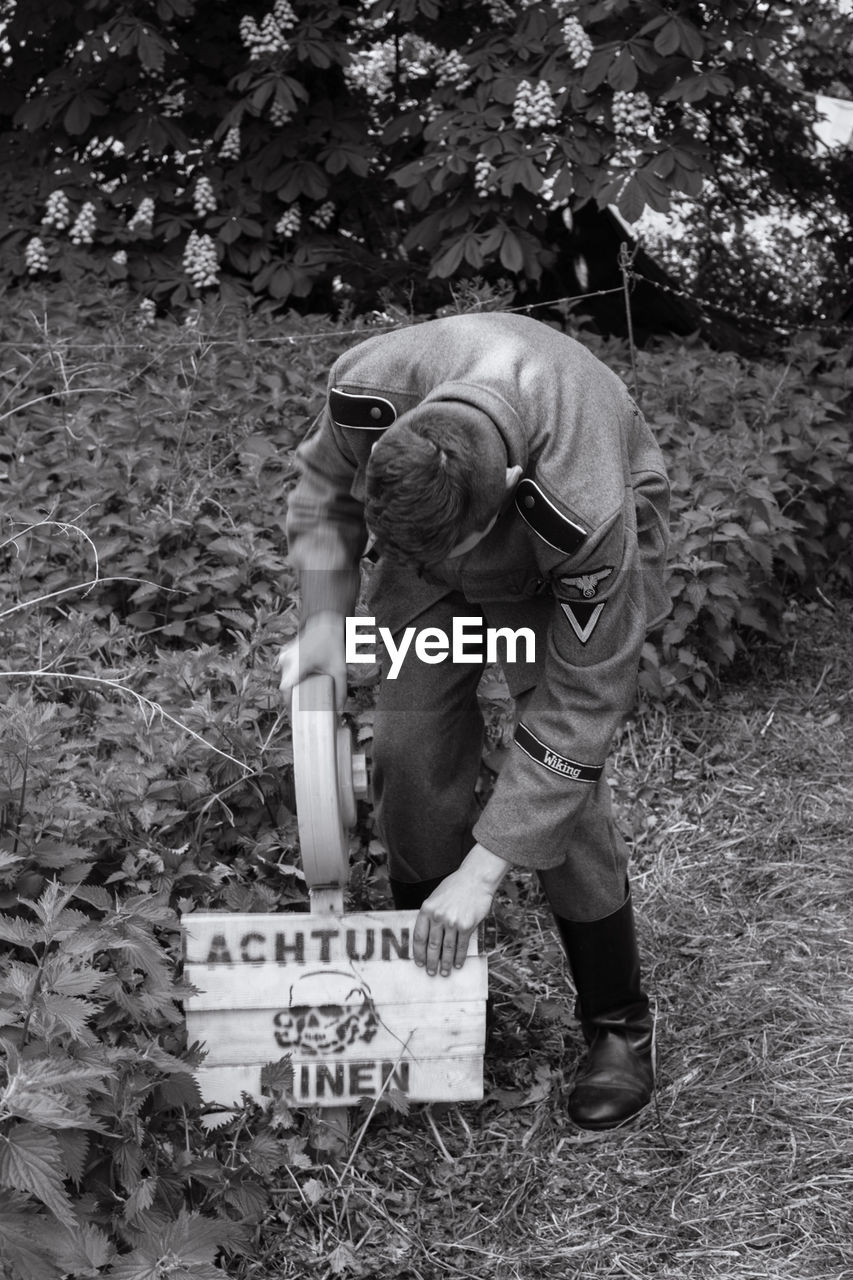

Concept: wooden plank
[[196, 1063, 262, 1108], [183, 955, 488, 1011], [309, 888, 344, 915], [186, 1000, 486, 1066], [304, 883, 348, 1152], [181, 909, 488, 1111], [195, 1055, 484, 1108], [181, 909, 480, 967]]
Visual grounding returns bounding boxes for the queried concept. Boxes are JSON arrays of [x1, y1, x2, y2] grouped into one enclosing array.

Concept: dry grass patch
[[258, 600, 852, 1280]]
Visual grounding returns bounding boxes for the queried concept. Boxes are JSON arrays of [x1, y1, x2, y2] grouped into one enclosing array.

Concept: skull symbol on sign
[[274, 969, 379, 1056]]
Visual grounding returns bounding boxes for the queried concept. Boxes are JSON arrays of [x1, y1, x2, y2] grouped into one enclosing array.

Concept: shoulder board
[[514, 477, 587, 556], [329, 388, 397, 431]]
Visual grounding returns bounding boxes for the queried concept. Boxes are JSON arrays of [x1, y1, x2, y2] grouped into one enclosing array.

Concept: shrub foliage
[[1, 0, 851, 314], [628, 334, 853, 695], [1, 288, 851, 1273]]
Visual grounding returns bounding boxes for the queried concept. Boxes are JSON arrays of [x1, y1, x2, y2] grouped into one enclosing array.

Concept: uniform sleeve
[[285, 404, 368, 621], [472, 515, 646, 870]]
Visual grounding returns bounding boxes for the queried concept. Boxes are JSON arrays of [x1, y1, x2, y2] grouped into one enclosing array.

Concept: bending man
[[279, 312, 670, 1131]]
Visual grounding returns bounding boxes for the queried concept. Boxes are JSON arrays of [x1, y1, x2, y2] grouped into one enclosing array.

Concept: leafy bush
[[0, 288, 373, 1278], [1, 1, 850, 309], [640, 194, 851, 336], [1, 286, 851, 1273], [0, 865, 325, 1279], [628, 335, 853, 696]]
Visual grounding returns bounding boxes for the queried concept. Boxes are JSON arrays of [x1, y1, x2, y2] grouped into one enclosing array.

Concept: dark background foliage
[[1, 0, 851, 330]]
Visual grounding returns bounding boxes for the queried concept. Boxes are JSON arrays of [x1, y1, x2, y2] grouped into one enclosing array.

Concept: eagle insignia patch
[[558, 567, 613, 599]]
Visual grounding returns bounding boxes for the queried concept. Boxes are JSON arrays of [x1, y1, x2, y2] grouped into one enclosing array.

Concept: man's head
[[365, 401, 519, 567]]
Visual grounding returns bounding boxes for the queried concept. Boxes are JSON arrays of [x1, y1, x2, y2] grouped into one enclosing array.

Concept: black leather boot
[[389, 875, 445, 910], [554, 892, 654, 1130]]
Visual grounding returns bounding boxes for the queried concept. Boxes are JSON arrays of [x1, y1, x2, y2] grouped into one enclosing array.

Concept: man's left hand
[[413, 844, 510, 977]]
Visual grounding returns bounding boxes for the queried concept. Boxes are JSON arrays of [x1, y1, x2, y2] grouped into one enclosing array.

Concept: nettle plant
[[1, 0, 850, 311], [0, 872, 318, 1279]]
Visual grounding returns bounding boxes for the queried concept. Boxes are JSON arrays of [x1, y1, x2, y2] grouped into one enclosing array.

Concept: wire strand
[[0, 286, 626, 351], [0, 276, 850, 353]]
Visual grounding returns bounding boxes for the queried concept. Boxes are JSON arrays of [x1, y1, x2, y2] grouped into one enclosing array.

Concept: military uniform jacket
[[286, 313, 670, 870]]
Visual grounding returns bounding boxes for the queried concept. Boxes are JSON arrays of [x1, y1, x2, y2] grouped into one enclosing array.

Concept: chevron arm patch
[[560, 599, 606, 644]]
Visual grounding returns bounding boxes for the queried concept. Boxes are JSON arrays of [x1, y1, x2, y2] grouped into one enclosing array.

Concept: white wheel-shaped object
[[336, 724, 357, 830], [291, 674, 351, 888]]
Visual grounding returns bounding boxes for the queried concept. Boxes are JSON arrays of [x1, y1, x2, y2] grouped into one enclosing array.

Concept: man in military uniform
[[279, 312, 670, 1130]]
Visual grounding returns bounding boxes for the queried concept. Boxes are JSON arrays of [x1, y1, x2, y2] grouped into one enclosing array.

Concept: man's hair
[[364, 404, 507, 566]]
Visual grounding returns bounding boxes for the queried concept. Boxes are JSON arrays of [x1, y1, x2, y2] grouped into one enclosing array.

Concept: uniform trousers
[[371, 593, 631, 922]]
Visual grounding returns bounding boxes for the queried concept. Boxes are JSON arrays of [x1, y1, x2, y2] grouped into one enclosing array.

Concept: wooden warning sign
[[182, 911, 488, 1108]]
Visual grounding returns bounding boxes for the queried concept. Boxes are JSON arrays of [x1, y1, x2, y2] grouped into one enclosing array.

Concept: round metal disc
[[291, 674, 350, 888]]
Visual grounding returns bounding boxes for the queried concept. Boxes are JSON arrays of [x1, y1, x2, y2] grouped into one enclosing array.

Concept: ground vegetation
[[0, 290, 851, 1276]]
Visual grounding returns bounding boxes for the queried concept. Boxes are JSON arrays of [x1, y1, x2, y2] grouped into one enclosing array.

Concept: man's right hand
[[277, 611, 347, 713]]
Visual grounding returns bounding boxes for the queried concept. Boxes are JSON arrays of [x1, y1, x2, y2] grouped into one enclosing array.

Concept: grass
[[255, 596, 853, 1280]]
